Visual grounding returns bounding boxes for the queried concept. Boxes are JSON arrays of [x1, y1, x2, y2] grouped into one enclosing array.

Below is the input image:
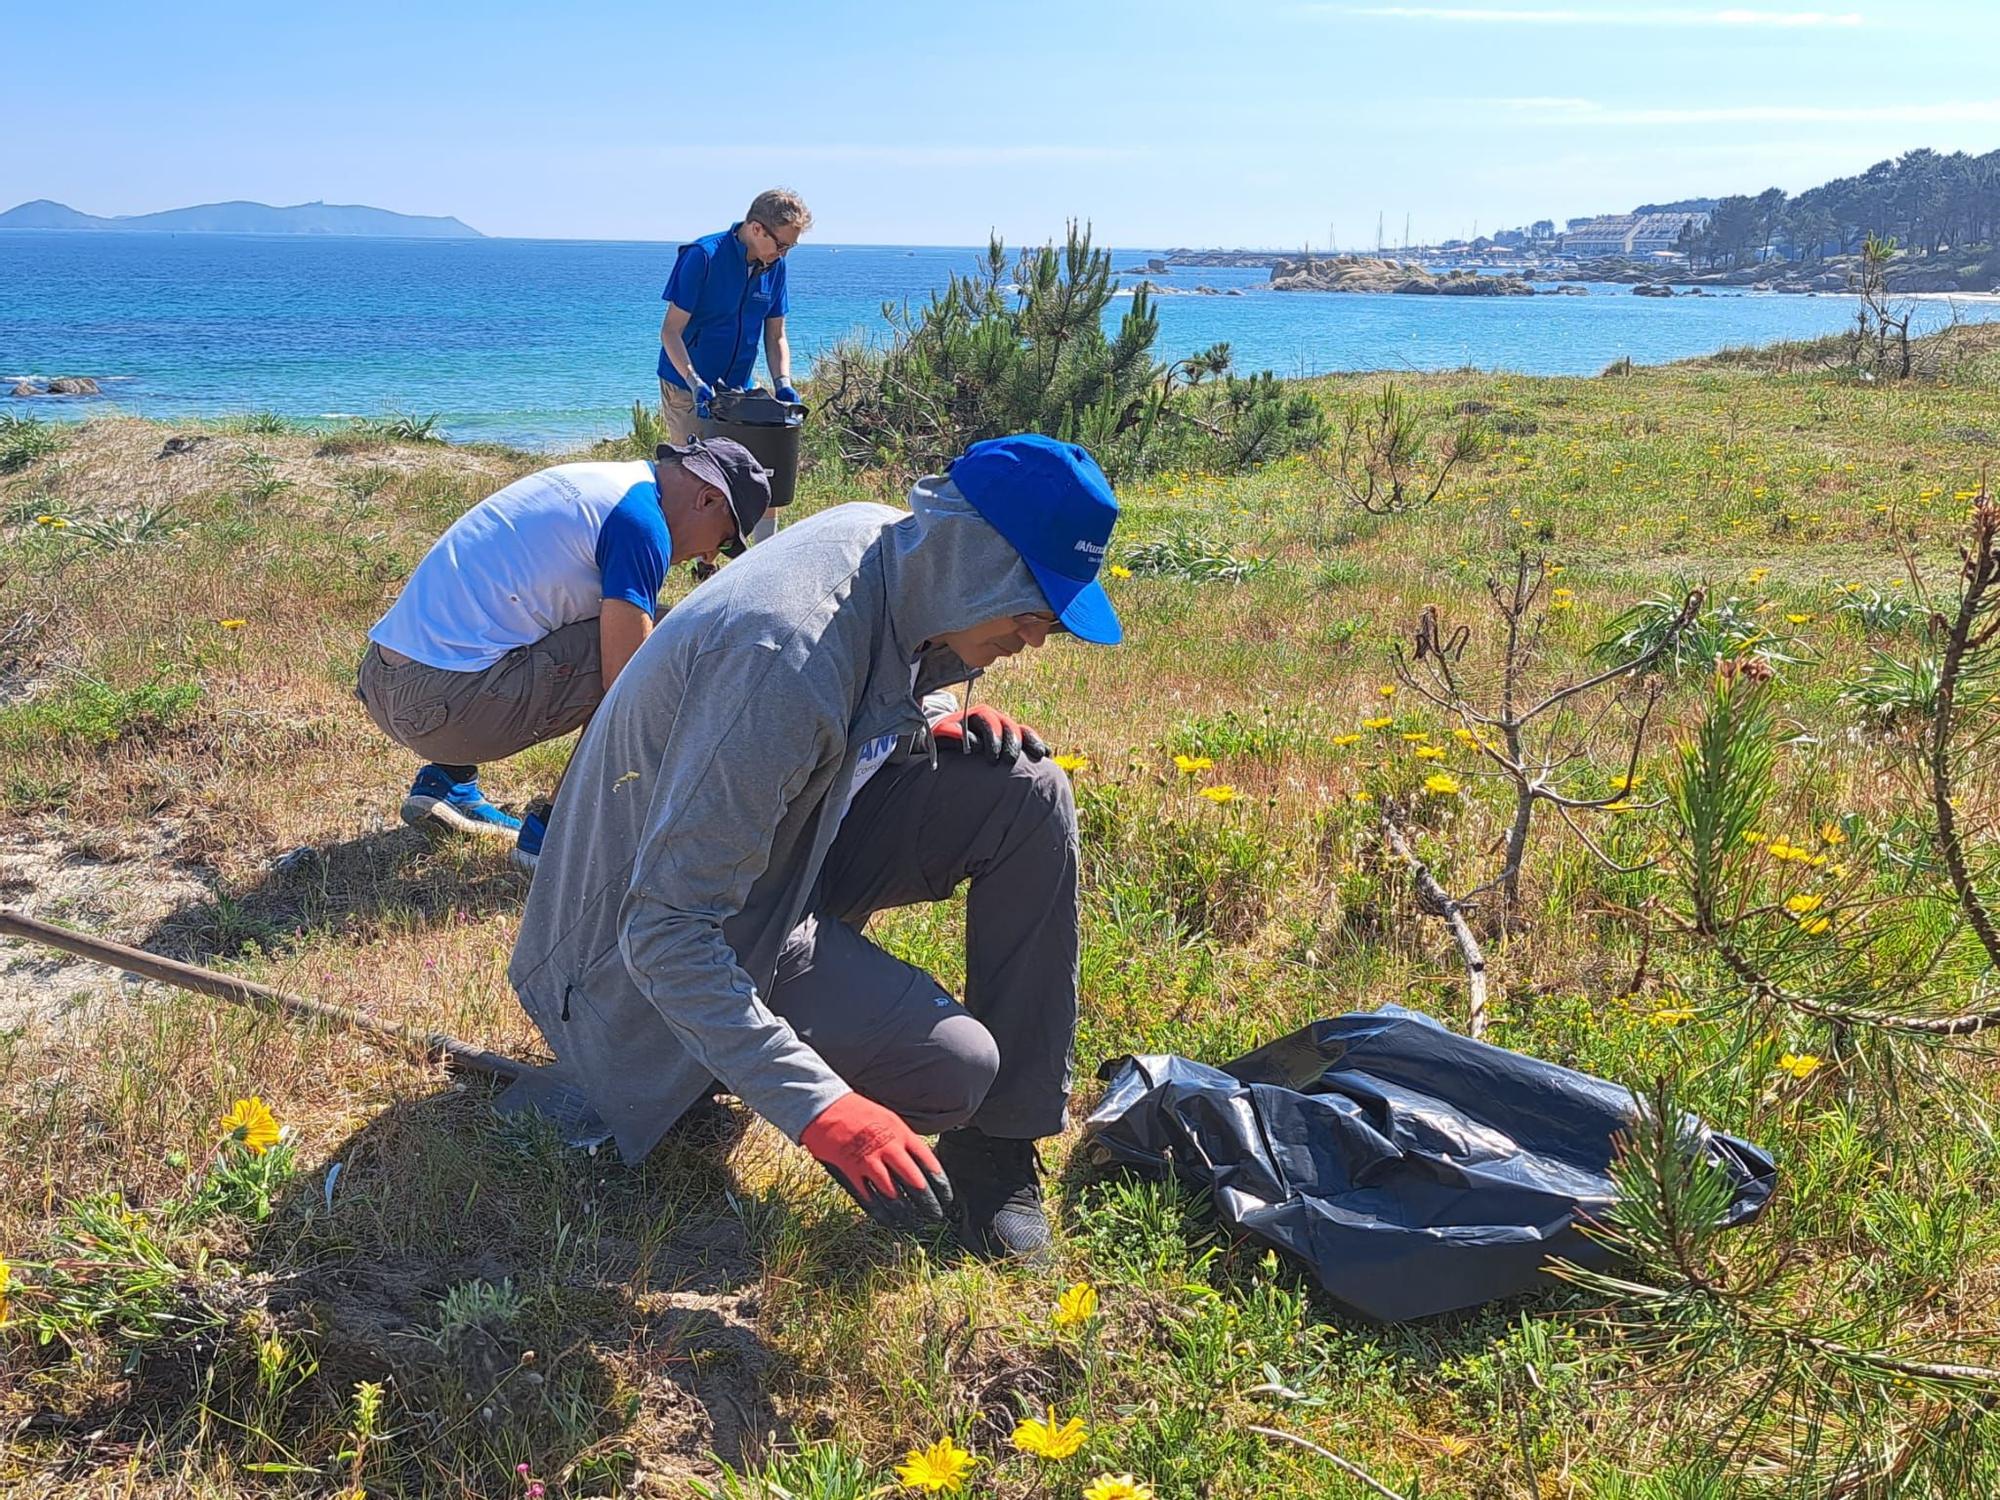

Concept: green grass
[[3, 343, 2000, 1497]]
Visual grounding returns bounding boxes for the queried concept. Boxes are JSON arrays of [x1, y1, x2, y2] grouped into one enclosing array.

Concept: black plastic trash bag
[[1080, 1007, 1776, 1322]]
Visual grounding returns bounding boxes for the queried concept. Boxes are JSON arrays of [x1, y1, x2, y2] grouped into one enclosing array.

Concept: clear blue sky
[[7, 1, 1997, 247]]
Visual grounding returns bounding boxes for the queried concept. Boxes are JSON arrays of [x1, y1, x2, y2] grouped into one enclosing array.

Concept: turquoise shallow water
[[5, 232, 1996, 449]]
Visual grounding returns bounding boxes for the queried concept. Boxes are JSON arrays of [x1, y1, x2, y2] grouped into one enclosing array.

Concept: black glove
[[932, 705, 1050, 763]]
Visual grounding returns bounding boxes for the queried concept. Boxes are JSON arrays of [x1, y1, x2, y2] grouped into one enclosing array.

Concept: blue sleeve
[[664, 242, 710, 312], [768, 259, 789, 319], [595, 489, 672, 612]]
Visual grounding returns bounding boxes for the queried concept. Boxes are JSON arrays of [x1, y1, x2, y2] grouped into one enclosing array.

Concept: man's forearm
[[661, 318, 703, 391]]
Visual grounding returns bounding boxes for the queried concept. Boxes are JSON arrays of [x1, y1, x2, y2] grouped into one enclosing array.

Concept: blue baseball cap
[[948, 434, 1123, 646]]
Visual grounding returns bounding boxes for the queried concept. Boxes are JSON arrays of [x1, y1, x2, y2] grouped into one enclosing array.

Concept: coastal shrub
[[0, 413, 64, 473], [1122, 527, 1265, 583], [814, 222, 1322, 479]]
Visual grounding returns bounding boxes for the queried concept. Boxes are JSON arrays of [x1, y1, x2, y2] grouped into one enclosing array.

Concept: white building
[[1559, 211, 1709, 259]]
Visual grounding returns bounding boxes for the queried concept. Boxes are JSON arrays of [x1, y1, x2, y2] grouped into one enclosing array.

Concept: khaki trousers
[[658, 379, 703, 445], [355, 621, 604, 768]]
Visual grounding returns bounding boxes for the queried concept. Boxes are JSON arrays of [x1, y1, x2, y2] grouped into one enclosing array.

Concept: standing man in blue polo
[[658, 188, 810, 452]]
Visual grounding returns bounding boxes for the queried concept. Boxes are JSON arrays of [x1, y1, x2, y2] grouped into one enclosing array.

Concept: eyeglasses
[[750, 219, 801, 255]]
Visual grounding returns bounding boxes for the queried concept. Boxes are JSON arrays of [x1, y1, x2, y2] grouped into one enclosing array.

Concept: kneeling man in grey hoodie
[[507, 433, 1122, 1260]]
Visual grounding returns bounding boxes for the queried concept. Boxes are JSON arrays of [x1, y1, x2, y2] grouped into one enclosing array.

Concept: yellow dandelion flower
[[1350, 790, 1374, 803], [1053, 1281, 1099, 1329], [1362, 716, 1394, 730], [1609, 773, 1646, 793], [1173, 754, 1212, 775], [1331, 732, 1362, 747], [1011, 1408, 1089, 1461], [1197, 785, 1241, 804], [218, 1095, 282, 1155], [1786, 613, 1813, 625], [1800, 916, 1831, 935], [1414, 746, 1447, 761], [219, 619, 247, 630], [1423, 773, 1460, 796], [1107, 564, 1132, 580], [1818, 821, 1846, 845], [1784, 893, 1824, 914], [0, 1253, 11, 1325], [1747, 567, 1770, 584], [1776, 1052, 1822, 1081], [895, 1437, 976, 1494], [1052, 754, 1090, 774], [1083, 1476, 1156, 1500], [1378, 683, 1398, 698], [35, 514, 71, 528], [1647, 1007, 1695, 1026], [1605, 799, 1635, 814], [1451, 728, 1477, 743], [1400, 731, 1431, 743]]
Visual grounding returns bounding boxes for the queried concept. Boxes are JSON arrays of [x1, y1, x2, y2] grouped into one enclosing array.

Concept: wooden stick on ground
[[0, 906, 525, 1080], [1378, 813, 1489, 1039]]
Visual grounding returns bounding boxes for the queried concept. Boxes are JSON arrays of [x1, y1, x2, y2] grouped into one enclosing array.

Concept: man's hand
[[774, 382, 800, 404], [801, 1093, 953, 1230], [932, 705, 1049, 763], [693, 380, 716, 419]]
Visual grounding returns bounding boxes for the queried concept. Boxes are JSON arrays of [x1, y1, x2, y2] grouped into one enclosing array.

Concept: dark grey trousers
[[766, 749, 1080, 1141]]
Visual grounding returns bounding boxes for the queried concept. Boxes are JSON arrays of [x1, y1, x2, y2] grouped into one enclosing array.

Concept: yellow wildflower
[[1609, 773, 1646, 793], [1786, 613, 1813, 625], [219, 619, 247, 630], [0, 1254, 11, 1325], [1350, 790, 1374, 803], [1423, 773, 1460, 796], [1197, 785, 1241, 804], [1743, 830, 1768, 844], [1800, 916, 1831, 935], [1451, 727, 1476, 743], [1776, 1052, 1822, 1081], [1818, 821, 1846, 845], [1083, 1477, 1156, 1500], [1053, 1281, 1099, 1329], [1400, 731, 1430, 743], [1331, 733, 1362, 747], [1173, 754, 1212, 775], [1107, 564, 1132, 579], [1011, 1407, 1089, 1461], [1647, 1007, 1695, 1026], [1605, 799, 1635, 814], [895, 1437, 976, 1494], [1746, 567, 1770, 584], [1784, 893, 1824, 914], [1378, 683, 1398, 698], [218, 1096, 282, 1155], [1052, 754, 1090, 774], [1362, 716, 1394, 730], [35, 514, 70, 528], [1414, 746, 1447, 761]]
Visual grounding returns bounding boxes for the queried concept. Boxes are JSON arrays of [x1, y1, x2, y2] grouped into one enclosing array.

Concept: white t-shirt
[[840, 677, 956, 822], [371, 461, 669, 672]]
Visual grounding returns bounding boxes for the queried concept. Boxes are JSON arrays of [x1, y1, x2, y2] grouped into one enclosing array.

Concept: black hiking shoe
[[934, 1128, 1051, 1264]]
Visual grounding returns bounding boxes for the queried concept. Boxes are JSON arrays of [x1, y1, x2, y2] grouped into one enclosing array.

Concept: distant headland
[[0, 199, 484, 239]]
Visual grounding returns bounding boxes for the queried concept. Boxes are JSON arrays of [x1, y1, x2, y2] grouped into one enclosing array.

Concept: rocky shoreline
[[1267, 256, 1536, 296], [10, 375, 102, 398]]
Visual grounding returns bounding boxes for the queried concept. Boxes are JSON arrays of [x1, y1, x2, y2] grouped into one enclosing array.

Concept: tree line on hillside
[[1677, 147, 2000, 268]]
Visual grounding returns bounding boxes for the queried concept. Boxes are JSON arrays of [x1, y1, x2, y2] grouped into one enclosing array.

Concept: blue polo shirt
[[657, 223, 790, 390]]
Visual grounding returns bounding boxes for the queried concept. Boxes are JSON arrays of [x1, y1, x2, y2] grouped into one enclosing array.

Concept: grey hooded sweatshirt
[[507, 479, 1053, 1163]]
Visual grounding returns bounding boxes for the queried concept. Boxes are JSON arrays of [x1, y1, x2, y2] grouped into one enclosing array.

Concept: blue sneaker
[[510, 804, 548, 875], [399, 765, 521, 839]]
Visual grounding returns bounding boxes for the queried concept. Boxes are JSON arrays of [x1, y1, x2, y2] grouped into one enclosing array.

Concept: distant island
[[0, 199, 483, 239]]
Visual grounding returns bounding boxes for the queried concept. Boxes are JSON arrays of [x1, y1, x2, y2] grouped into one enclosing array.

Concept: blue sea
[[5, 232, 1997, 450]]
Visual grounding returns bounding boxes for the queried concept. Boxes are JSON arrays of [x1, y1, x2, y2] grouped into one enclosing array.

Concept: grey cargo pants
[[766, 748, 1080, 1142]]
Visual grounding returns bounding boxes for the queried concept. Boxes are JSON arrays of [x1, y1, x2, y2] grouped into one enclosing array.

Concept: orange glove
[[933, 705, 1049, 763], [801, 1092, 954, 1229]]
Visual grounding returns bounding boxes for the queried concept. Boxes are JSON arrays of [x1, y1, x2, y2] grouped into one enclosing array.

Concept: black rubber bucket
[[701, 388, 806, 509]]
